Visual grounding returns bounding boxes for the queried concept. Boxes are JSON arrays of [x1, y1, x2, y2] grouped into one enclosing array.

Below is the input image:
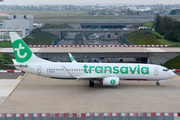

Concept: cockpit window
[[163, 69, 169, 72]]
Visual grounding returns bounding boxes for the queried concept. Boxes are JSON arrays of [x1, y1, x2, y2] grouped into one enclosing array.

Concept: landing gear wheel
[[89, 80, 94, 87], [156, 81, 160, 86]]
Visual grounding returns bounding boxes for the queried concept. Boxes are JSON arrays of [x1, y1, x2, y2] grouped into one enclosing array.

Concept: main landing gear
[[89, 80, 94, 87], [156, 81, 160, 86]]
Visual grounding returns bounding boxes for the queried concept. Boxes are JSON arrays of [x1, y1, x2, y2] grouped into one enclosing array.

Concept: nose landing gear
[[156, 81, 160, 86]]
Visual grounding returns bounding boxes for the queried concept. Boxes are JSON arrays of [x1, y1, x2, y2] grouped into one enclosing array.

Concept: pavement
[[0, 73, 180, 113], [34, 15, 155, 23], [0, 73, 25, 106], [0, 79, 22, 106], [0, 73, 25, 79], [2, 47, 180, 53], [36, 47, 180, 53]]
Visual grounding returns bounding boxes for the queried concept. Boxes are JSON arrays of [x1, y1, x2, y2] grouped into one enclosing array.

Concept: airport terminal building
[[0, 15, 34, 41]]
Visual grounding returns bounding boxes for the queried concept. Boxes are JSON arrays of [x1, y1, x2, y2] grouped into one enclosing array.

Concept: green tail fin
[[10, 32, 33, 63]]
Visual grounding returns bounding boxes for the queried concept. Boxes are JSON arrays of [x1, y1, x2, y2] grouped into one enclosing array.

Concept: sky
[[1, 0, 180, 5]]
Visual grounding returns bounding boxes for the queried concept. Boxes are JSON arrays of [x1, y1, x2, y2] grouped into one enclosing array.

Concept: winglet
[[68, 53, 78, 63]]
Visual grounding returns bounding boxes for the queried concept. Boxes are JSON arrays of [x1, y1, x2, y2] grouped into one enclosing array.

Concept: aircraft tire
[[156, 82, 160, 86], [89, 80, 94, 87]]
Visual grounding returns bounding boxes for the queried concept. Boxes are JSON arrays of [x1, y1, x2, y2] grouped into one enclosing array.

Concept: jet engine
[[103, 77, 120, 86]]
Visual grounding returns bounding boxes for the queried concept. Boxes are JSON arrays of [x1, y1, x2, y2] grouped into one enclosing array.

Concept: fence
[[0, 70, 25, 73], [27, 45, 171, 48], [0, 113, 179, 120]]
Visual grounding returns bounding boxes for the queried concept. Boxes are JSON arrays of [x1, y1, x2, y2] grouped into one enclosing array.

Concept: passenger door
[[154, 67, 159, 76], [37, 66, 41, 75]]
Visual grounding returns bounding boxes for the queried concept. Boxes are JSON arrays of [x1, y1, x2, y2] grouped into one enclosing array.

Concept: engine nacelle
[[103, 77, 120, 86]]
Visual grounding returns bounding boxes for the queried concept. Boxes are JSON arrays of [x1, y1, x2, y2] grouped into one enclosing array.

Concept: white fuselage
[[16, 62, 176, 81]]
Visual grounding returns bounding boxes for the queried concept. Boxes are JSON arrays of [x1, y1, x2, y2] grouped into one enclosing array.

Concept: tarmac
[[0, 73, 180, 113], [0, 73, 25, 79], [0, 73, 25, 106]]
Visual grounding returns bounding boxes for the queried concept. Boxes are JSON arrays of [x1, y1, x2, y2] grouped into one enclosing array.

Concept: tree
[[163, 15, 173, 34], [126, 8, 133, 15], [153, 14, 180, 42], [153, 14, 161, 33], [170, 10, 176, 15], [170, 9, 180, 15], [88, 11, 96, 15]]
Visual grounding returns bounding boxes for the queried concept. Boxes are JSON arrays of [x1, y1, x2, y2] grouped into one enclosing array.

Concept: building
[[33, 23, 44, 28], [174, 4, 180, 9], [0, 15, 33, 41], [0, 28, 25, 41]]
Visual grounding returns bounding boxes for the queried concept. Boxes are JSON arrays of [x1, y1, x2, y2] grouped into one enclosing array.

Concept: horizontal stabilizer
[[11, 59, 28, 67], [3, 64, 28, 67], [14, 64, 28, 67]]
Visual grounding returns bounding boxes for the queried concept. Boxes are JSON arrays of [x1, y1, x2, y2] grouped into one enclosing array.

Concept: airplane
[[9, 32, 176, 87]]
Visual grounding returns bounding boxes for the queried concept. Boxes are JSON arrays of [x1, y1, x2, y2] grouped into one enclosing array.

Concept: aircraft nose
[[169, 71, 176, 77]]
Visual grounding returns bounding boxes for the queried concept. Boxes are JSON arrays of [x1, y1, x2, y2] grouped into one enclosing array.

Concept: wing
[[63, 66, 111, 80], [75, 75, 104, 80], [75, 74, 114, 80]]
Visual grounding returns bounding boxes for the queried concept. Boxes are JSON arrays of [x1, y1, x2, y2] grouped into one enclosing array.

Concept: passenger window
[[142, 69, 147, 72]]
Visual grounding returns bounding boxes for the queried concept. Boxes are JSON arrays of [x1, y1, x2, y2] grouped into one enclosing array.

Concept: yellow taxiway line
[[177, 76, 180, 78], [17, 76, 22, 80]]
